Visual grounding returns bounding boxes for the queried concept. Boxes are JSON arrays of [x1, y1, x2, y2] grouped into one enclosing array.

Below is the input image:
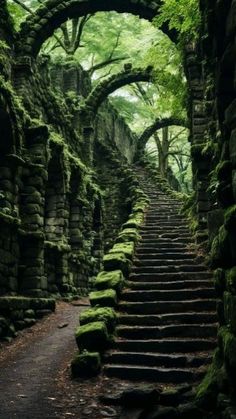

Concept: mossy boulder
[[226, 267, 236, 294], [109, 242, 135, 261], [196, 349, 222, 410], [220, 327, 236, 374], [116, 228, 141, 244], [95, 270, 124, 293], [89, 289, 117, 308], [103, 252, 131, 276], [75, 321, 109, 351], [214, 268, 226, 297], [71, 351, 101, 378], [224, 292, 236, 334], [80, 307, 117, 332], [224, 205, 236, 231], [210, 226, 232, 267]]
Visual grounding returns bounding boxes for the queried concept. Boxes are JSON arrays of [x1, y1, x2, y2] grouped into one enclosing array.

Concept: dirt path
[[0, 299, 95, 419]]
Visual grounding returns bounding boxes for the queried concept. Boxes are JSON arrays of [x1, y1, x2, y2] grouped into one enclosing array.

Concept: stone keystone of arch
[[16, 0, 177, 58], [81, 65, 154, 115]]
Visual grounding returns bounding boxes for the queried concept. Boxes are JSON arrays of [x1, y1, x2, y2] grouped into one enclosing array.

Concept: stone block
[[71, 351, 101, 378], [75, 321, 109, 351], [80, 307, 117, 333], [89, 289, 117, 308], [95, 270, 124, 293]]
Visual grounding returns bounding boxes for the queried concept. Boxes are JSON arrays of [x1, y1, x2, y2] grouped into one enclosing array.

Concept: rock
[[71, 351, 101, 378], [89, 289, 117, 308], [75, 321, 109, 351], [159, 389, 181, 407], [178, 402, 201, 419], [143, 406, 179, 419], [103, 253, 131, 276], [119, 408, 144, 419], [120, 386, 160, 408], [80, 307, 117, 333], [94, 270, 125, 293]]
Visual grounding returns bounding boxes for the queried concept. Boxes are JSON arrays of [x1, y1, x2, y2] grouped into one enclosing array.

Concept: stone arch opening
[[17, 0, 177, 58]]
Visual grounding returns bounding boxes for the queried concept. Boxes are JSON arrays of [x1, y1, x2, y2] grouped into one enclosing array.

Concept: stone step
[[141, 233, 192, 240], [104, 351, 212, 369], [114, 338, 216, 353], [145, 217, 185, 222], [119, 299, 217, 314], [121, 288, 216, 302], [103, 364, 205, 383], [118, 312, 218, 326], [116, 324, 218, 339], [134, 258, 199, 266], [135, 252, 196, 260], [132, 265, 207, 274], [136, 248, 190, 254], [128, 279, 213, 290], [129, 272, 212, 282], [141, 225, 189, 231], [140, 239, 193, 245]]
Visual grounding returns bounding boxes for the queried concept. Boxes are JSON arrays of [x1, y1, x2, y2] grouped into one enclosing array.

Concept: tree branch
[[88, 55, 128, 75]]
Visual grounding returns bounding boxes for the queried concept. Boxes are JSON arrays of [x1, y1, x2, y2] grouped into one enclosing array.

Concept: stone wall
[[194, 0, 236, 412]]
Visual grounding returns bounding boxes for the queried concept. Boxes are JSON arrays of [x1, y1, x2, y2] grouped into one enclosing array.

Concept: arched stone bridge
[[82, 65, 154, 114], [16, 0, 177, 57], [135, 117, 189, 159]]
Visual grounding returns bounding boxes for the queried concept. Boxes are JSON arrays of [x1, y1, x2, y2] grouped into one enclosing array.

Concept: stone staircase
[[103, 170, 218, 385]]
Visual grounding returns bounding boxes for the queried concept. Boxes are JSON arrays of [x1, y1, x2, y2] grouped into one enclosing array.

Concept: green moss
[[214, 268, 226, 296], [116, 228, 141, 245], [224, 205, 236, 231], [223, 292, 236, 334], [216, 160, 232, 182], [210, 226, 231, 267], [80, 307, 117, 332], [226, 267, 236, 295], [109, 242, 135, 261], [89, 289, 117, 308], [95, 270, 124, 293], [103, 252, 131, 276], [219, 326, 236, 374], [196, 349, 222, 409], [71, 351, 101, 378], [75, 321, 109, 351]]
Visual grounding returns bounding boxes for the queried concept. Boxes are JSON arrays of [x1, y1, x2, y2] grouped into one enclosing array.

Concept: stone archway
[[17, 0, 177, 57]]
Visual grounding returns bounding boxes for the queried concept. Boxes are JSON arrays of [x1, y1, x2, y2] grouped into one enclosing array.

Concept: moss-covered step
[[116, 228, 141, 244], [89, 289, 117, 308], [109, 242, 135, 261], [71, 351, 101, 378], [80, 307, 117, 333], [95, 270, 124, 293], [75, 321, 109, 351], [103, 252, 131, 276]]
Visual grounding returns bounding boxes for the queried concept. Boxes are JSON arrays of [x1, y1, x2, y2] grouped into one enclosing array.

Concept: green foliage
[[154, 0, 201, 43]]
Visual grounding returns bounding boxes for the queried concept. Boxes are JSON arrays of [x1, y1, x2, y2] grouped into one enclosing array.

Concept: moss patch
[[226, 267, 236, 295], [103, 252, 131, 276], [109, 242, 135, 260], [89, 289, 117, 308], [71, 351, 101, 378], [116, 228, 141, 244], [223, 292, 236, 334], [75, 321, 109, 351], [95, 270, 124, 293], [225, 205, 236, 231], [196, 349, 222, 409], [80, 307, 117, 332]]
